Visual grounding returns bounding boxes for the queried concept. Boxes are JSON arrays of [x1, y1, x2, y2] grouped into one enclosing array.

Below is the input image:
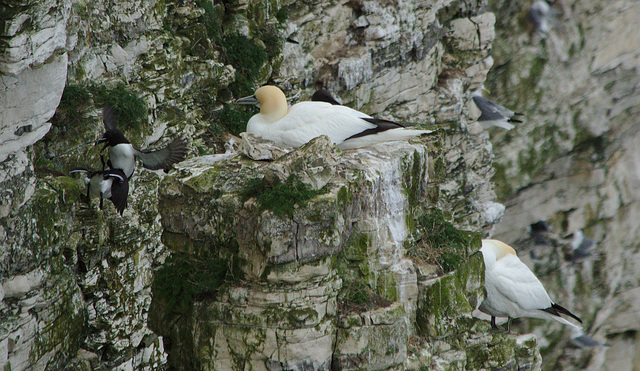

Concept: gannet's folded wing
[[278, 102, 376, 146], [490, 254, 553, 311]]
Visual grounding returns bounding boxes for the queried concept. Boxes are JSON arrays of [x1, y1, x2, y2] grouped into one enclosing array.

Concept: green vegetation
[[222, 33, 269, 97], [239, 175, 328, 217], [338, 280, 392, 314], [152, 251, 245, 316], [408, 208, 480, 274], [89, 83, 147, 131], [211, 105, 255, 136]]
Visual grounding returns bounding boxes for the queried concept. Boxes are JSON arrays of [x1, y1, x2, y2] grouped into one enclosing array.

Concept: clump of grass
[[408, 209, 479, 274], [338, 280, 392, 314], [212, 105, 255, 136], [239, 175, 328, 217], [153, 252, 244, 316], [89, 83, 147, 131], [222, 33, 268, 97], [51, 85, 93, 133]]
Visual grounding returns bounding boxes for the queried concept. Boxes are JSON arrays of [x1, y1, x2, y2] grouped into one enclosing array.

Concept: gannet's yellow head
[[482, 239, 517, 260], [235, 85, 289, 124], [255, 86, 288, 123]]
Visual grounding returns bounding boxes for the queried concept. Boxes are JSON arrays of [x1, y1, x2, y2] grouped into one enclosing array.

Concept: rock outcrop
[[1, 0, 601, 368], [484, 0, 640, 369]]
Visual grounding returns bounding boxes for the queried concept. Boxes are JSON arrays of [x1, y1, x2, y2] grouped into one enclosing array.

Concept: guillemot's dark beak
[[95, 137, 109, 151], [235, 95, 260, 106]]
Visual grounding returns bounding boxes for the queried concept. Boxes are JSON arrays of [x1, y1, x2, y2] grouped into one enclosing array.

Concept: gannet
[[236, 86, 431, 149], [69, 167, 129, 215], [96, 105, 188, 179], [479, 239, 582, 332], [471, 88, 523, 130]]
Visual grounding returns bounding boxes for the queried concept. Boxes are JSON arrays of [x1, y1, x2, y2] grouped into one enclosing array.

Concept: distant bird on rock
[[529, 220, 552, 245], [528, 1, 551, 36], [96, 105, 187, 179], [69, 166, 129, 215], [235, 85, 432, 150], [311, 88, 342, 105], [570, 328, 609, 349], [479, 239, 582, 332], [569, 230, 596, 262], [471, 87, 523, 130]]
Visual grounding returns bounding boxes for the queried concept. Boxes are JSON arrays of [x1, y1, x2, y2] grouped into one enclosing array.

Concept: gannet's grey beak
[[235, 95, 260, 106]]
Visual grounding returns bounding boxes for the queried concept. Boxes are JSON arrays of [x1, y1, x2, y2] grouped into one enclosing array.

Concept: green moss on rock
[[239, 175, 328, 217]]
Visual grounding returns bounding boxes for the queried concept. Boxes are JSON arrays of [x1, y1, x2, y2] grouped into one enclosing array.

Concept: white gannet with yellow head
[[479, 239, 582, 332], [236, 85, 432, 149]]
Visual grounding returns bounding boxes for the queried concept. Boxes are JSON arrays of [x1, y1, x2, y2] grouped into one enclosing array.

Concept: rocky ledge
[[152, 134, 541, 370]]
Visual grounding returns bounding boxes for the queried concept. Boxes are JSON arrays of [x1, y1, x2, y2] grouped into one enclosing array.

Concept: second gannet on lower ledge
[[479, 239, 583, 332], [235, 86, 432, 150]]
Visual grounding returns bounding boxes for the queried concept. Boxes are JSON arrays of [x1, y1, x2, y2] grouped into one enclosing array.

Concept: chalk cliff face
[[483, 0, 640, 369], [4, 0, 632, 369]]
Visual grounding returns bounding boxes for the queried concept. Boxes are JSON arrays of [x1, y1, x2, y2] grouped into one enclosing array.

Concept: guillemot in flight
[[236, 86, 432, 149], [69, 166, 129, 215], [96, 105, 188, 179], [479, 239, 582, 332], [471, 87, 523, 130]]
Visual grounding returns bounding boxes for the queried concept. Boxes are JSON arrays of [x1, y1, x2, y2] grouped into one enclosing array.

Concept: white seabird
[[570, 328, 609, 349], [236, 86, 432, 149], [479, 239, 583, 332], [471, 88, 523, 130], [569, 230, 596, 262], [528, 1, 551, 35]]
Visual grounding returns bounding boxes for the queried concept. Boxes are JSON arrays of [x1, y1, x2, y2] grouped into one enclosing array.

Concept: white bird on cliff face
[[235, 85, 432, 149], [479, 239, 582, 332], [471, 87, 523, 130]]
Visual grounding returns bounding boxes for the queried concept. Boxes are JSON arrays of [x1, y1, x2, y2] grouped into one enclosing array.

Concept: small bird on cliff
[[235, 85, 432, 149], [528, 1, 551, 36], [471, 87, 523, 130], [96, 105, 188, 179], [69, 166, 129, 215], [479, 239, 582, 332], [311, 88, 342, 105], [569, 230, 596, 262], [569, 328, 609, 349]]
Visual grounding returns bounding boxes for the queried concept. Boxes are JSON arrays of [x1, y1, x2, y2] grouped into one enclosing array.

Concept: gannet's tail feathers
[[340, 127, 432, 150], [540, 303, 583, 329]]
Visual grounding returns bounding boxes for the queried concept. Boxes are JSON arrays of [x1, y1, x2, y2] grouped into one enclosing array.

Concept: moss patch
[[239, 175, 328, 217], [222, 33, 268, 97], [152, 250, 245, 317], [408, 209, 480, 275], [338, 280, 393, 314], [88, 83, 147, 131]]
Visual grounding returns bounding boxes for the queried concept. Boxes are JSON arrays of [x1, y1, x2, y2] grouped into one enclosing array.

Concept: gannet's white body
[[479, 239, 582, 330], [238, 86, 431, 149]]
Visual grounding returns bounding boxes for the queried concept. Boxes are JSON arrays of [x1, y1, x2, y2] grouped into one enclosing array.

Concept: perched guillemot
[[479, 239, 582, 332], [96, 105, 188, 179], [471, 87, 523, 130], [69, 167, 129, 215], [236, 86, 431, 149], [311, 88, 342, 105]]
